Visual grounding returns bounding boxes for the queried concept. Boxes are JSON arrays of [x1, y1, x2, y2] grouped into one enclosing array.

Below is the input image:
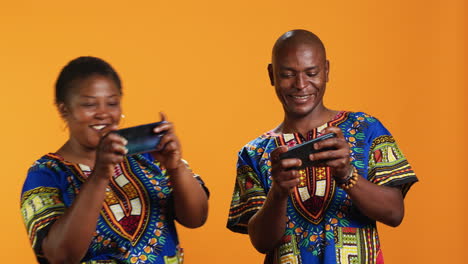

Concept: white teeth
[[92, 125, 106, 130], [292, 95, 310, 99]]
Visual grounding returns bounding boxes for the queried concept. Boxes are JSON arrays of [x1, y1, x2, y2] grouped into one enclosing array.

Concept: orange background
[[0, 0, 466, 263]]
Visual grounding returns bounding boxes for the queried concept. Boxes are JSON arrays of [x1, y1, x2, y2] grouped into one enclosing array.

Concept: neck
[[56, 139, 96, 168], [278, 106, 338, 136]]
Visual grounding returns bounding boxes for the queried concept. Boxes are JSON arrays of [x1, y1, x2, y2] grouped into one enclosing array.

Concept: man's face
[[269, 43, 329, 119]]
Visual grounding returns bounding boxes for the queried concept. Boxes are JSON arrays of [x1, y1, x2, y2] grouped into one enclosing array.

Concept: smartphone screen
[[113, 121, 166, 155], [279, 132, 337, 169]]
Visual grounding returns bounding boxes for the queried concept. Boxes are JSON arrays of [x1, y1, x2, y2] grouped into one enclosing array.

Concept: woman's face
[[59, 74, 122, 150]]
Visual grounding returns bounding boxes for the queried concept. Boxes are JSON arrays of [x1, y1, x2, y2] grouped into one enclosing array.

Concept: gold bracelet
[[338, 166, 359, 190]]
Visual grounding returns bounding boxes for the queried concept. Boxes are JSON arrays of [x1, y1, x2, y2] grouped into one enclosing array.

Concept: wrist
[[88, 170, 111, 186], [336, 166, 359, 190], [90, 163, 114, 181], [166, 160, 188, 175], [269, 182, 291, 201], [335, 166, 353, 183]]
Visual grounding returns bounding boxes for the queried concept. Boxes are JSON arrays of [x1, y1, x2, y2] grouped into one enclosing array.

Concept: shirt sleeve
[[139, 153, 210, 197], [20, 163, 67, 263], [180, 159, 210, 198], [227, 146, 267, 234], [365, 119, 418, 197]]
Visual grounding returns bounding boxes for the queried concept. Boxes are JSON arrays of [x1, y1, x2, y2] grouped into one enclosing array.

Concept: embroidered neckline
[[266, 111, 348, 138]]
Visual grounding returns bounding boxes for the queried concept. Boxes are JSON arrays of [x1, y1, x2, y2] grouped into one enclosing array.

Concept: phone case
[[279, 132, 337, 169], [113, 121, 167, 155]]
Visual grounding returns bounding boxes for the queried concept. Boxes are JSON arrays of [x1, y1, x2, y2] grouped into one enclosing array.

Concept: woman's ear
[[57, 102, 68, 119]]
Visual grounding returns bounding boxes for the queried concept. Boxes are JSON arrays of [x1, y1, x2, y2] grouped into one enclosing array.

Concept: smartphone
[[279, 132, 337, 169], [113, 121, 167, 155]]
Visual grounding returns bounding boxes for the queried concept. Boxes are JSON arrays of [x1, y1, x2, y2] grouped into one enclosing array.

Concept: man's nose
[[294, 73, 308, 89]]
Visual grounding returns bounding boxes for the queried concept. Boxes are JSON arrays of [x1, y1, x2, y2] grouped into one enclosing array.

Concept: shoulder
[[342, 111, 381, 124], [340, 111, 388, 134], [22, 154, 67, 195], [28, 153, 65, 173], [238, 131, 278, 157]]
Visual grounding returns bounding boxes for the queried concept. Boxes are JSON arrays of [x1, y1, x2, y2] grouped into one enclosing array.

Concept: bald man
[[227, 30, 418, 264]]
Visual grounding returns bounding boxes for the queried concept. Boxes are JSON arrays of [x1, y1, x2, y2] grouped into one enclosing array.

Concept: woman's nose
[[95, 104, 110, 119]]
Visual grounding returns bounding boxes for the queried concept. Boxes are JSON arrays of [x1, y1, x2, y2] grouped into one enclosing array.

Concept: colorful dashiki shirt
[[21, 153, 207, 264], [227, 111, 418, 264]]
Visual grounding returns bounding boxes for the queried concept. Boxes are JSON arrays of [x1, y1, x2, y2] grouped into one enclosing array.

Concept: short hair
[[272, 29, 326, 62], [55, 56, 122, 105]]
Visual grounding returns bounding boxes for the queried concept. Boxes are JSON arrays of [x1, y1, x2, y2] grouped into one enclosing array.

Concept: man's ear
[[57, 102, 68, 119], [325, 60, 330, 82], [268, 64, 274, 86]]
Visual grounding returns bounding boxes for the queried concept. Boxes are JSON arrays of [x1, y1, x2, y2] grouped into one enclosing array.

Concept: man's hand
[[309, 126, 352, 182], [270, 146, 302, 199]]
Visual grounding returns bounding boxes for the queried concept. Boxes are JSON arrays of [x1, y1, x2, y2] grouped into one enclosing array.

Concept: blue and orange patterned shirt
[[227, 111, 418, 264], [21, 153, 207, 264]]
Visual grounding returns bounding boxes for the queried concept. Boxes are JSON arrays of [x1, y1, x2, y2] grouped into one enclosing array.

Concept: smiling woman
[[19, 56, 209, 264], [55, 58, 123, 163]]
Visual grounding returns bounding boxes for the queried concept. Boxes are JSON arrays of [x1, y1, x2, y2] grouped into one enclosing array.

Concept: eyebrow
[[279, 66, 318, 71], [80, 94, 120, 99]]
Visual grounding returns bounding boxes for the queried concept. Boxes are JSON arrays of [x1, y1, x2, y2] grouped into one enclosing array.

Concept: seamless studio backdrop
[[0, 1, 466, 263]]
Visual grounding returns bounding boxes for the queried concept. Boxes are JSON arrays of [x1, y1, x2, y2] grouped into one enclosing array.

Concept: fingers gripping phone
[[279, 132, 337, 170], [113, 121, 167, 155]]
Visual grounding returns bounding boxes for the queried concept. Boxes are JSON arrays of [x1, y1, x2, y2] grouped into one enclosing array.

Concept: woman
[[20, 56, 209, 264]]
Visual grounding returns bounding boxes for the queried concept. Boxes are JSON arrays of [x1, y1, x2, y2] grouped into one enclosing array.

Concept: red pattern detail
[[281, 235, 292, 243], [342, 226, 355, 233], [276, 133, 335, 224], [376, 248, 384, 264], [29, 215, 61, 242], [230, 200, 264, 214], [374, 149, 382, 163], [245, 177, 254, 190], [271, 113, 350, 224], [373, 168, 413, 184], [119, 215, 141, 236], [303, 196, 325, 216], [46, 154, 150, 246], [98, 159, 149, 246]]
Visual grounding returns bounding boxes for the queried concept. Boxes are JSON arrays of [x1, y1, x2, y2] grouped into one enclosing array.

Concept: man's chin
[[285, 107, 315, 118]]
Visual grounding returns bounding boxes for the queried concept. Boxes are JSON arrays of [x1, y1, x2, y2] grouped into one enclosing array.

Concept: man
[[227, 30, 418, 264]]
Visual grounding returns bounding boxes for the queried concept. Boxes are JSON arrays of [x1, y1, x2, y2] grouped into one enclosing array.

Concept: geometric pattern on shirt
[[20, 186, 65, 255], [334, 226, 381, 264], [77, 159, 150, 246], [227, 164, 266, 232], [227, 111, 418, 264], [277, 234, 302, 264], [20, 153, 204, 263], [368, 135, 416, 191], [275, 132, 336, 225]]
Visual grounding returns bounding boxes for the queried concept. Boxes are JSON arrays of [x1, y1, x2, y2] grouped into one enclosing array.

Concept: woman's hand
[[149, 113, 208, 228], [309, 126, 352, 182], [151, 113, 184, 170], [42, 125, 128, 264], [93, 125, 128, 178]]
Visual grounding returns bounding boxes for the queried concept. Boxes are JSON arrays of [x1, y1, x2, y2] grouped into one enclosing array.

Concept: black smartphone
[[113, 121, 167, 155], [279, 132, 337, 169]]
